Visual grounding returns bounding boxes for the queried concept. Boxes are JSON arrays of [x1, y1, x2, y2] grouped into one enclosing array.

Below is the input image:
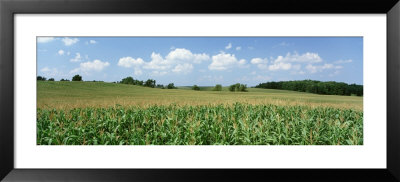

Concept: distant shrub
[[156, 84, 165, 89], [229, 83, 247, 92], [228, 84, 235, 92], [239, 84, 248, 92], [37, 76, 46, 81], [144, 79, 156, 88], [192, 85, 200, 91], [48, 78, 55, 81], [213, 84, 222, 91], [167, 83, 177, 89], [60, 78, 70, 81], [72, 75, 82, 81]]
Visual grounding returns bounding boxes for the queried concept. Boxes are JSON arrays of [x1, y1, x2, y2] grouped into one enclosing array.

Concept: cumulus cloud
[[70, 59, 110, 74], [70, 53, 82, 62], [225, 43, 232, 50], [118, 48, 209, 75], [306, 63, 341, 73], [208, 52, 246, 71], [334, 59, 352, 64], [37, 37, 55, 43], [89, 40, 97, 44], [166, 48, 209, 64], [172, 63, 194, 74], [268, 62, 292, 71], [236, 46, 241, 51], [274, 52, 322, 63], [143, 52, 172, 70], [117, 57, 144, 68], [62, 37, 79, 46], [57, 49, 65, 56], [40, 67, 51, 72], [258, 52, 322, 71], [250, 58, 269, 69], [80, 60, 110, 71]]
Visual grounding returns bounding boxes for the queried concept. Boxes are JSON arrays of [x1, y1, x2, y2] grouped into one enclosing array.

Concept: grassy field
[[38, 82, 362, 110], [37, 81, 363, 145]]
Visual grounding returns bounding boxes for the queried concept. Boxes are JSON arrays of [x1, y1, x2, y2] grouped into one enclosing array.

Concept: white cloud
[[70, 59, 110, 74], [208, 52, 246, 71], [67, 51, 71, 55], [61, 37, 79, 46], [306, 63, 340, 73], [80, 60, 110, 71], [143, 52, 172, 70], [117, 57, 144, 68], [251, 58, 267, 65], [89, 40, 97, 44], [40, 67, 67, 77], [150, 70, 168, 76], [172, 63, 193, 74], [257, 52, 322, 71], [274, 52, 322, 63], [334, 59, 352, 64], [250, 58, 269, 69], [238, 59, 246, 65], [57, 49, 65, 56], [321, 63, 334, 69], [225, 43, 232, 50], [166, 48, 209, 64], [70, 53, 82, 62], [40, 67, 50, 72], [236, 46, 241, 51], [335, 65, 343, 69], [37, 37, 55, 43], [268, 62, 292, 71], [134, 67, 143, 76]]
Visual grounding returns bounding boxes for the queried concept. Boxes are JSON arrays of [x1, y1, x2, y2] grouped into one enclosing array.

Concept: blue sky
[[37, 37, 363, 86]]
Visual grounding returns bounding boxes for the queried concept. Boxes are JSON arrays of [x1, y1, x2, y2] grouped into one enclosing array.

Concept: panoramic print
[[37, 37, 363, 145]]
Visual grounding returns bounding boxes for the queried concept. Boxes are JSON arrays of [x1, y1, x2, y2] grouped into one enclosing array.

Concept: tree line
[[37, 75, 82, 81], [119, 76, 177, 89], [192, 83, 247, 92], [255, 80, 363, 96]]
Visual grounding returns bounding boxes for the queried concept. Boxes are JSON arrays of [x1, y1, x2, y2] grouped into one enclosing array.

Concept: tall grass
[[37, 103, 363, 145]]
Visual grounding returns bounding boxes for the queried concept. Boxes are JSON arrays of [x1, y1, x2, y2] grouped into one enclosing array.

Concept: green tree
[[213, 84, 222, 91], [229, 84, 236, 92], [37, 76, 46, 81], [193, 85, 200, 91], [144, 79, 156, 88], [48, 78, 55, 81], [156, 84, 165, 89], [167, 83, 176, 89], [239, 84, 247, 92], [72, 75, 82, 81]]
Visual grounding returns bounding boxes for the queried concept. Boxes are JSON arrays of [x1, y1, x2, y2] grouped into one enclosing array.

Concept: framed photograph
[[1, 0, 399, 181]]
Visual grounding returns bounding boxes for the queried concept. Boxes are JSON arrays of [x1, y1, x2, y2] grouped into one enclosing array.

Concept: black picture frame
[[1, 0, 399, 181]]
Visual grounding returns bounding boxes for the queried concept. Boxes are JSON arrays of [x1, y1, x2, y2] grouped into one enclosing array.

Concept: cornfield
[[37, 103, 363, 145]]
